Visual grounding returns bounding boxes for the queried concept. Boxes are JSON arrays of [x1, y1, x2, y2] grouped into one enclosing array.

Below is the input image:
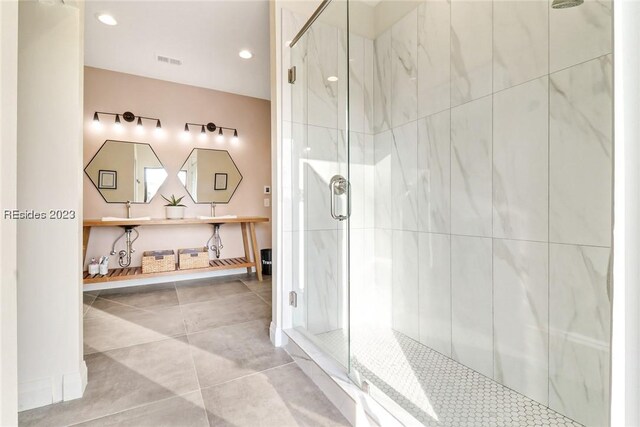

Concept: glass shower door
[[287, 0, 351, 367]]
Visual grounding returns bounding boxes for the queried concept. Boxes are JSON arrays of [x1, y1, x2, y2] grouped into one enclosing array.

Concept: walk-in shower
[[280, 0, 613, 425]]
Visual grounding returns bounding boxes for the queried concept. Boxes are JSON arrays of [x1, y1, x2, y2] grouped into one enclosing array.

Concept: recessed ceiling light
[[239, 50, 253, 59], [327, 76, 338, 82], [96, 13, 117, 26]]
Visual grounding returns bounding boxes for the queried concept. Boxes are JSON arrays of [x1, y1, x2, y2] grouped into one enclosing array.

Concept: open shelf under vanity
[[83, 257, 253, 284], [82, 217, 268, 286]]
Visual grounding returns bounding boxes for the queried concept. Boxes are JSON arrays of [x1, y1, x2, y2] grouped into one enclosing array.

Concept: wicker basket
[[178, 247, 210, 270], [142, 250, 176, 274]]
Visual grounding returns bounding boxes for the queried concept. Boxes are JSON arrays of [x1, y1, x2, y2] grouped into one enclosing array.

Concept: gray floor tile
[[83, 292, 98, 316], [241, 276, 272, 292], [180, 293, 270, 334], [84, 298, 186, 354], [200, 363, 349, 427], [188, 319, 292, 388], [20, 337, 199, 427], [74, 391, 208, 427], [95, 282, 178, 310], [175, 279, 251, 305]]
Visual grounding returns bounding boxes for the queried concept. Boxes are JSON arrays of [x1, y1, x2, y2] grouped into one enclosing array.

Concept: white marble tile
[[451, 235, 493, 378], [350, 229, 378, 328], [306, 230, 339, 334], [549, 244, 611, 427], [307, 20, 338, 129], [450, 0, 493, 106], [364, 38, 375, 134], [391, 8, 418, 127], [493, 239, 549, 405], [550, 0, 612, 73], [418, 110, 450, 234], [392, 230, 420, 341], [363, 134, 375, 229], [306, 125, 339, 231], [417, 0, 451, 118], [349, 34, 365, 134], [549, 55, 612, 247], [287, 122, 306, 232], [374, 29, 392, 133], [338, 26, 349, 132], [493, 77, 549, 242], [418, 232, 451, 357], [451, 96, 493, 237], [287, 231, 306, 330], [493, 0, 549, 92], [391, 121, 419, 231], [374, 228, 393, 329], [374, 130, 393, 230], [349, 132, 366, 229], [289, 21, 307, 126]]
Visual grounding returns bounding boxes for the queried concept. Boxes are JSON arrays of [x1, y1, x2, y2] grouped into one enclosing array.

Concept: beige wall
[[84, 67, 272, 270], [17, 0, 85, 410], [0, 0, 18, 424]]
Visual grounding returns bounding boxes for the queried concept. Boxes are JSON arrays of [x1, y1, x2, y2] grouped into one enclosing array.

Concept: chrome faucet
[[126, 201, 131, 218], [211, 202, 216, 217]]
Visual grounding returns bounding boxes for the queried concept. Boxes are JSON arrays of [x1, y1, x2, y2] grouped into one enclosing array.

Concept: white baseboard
[[18, 377, 51, 412], [63, 361, 87, 401], [18, 362, 88, 412], [270, 321, 286, 347]]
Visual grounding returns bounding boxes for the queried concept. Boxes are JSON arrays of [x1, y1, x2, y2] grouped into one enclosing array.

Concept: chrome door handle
[[329, 175, 350, 221]]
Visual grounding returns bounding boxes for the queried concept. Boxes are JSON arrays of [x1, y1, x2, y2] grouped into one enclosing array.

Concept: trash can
[[260, 248, 272, 276]]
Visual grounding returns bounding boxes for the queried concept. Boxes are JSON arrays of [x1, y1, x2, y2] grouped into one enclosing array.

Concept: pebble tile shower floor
[[315, 328, 583, 427]]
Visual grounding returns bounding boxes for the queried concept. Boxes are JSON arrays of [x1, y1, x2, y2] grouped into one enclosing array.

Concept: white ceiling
[[84, 1, 271, 100]]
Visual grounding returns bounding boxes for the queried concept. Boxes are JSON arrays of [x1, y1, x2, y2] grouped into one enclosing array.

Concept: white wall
[[611, 1, 640, 426], [0, 0, 19, 424], [17, 0, 85, 411]]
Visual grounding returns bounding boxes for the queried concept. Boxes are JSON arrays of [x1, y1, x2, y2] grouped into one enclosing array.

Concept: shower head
[[551, 0, 584, 9]]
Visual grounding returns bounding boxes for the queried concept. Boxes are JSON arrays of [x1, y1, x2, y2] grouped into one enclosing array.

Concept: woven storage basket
[[178, 247, 210, 270], [142, 250, 176, 274]]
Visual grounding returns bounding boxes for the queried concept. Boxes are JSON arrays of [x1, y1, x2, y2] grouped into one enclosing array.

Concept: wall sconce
[[184, 122, 239, 143], [93, 111, 161, 129]]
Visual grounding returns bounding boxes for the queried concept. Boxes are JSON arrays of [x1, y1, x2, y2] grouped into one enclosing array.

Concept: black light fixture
[[232, 129, 239, 143], [184, 121, 239, 143], [92, 111, 162, 131]]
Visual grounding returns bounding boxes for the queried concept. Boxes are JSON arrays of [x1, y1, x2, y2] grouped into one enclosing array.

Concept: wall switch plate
[[264, 186, 271, 195], [264, 198, 270, 207]]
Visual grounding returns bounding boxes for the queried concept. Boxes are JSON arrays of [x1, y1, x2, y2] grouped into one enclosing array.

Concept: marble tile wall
[[369, 1, 613, 425], [281, 1, 612, 425]]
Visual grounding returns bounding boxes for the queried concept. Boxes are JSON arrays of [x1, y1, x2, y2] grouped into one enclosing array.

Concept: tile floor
[[19, 274, 348, 427]]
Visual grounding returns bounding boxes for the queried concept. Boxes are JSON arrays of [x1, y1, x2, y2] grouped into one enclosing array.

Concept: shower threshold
[[313, 328, 583, 427]]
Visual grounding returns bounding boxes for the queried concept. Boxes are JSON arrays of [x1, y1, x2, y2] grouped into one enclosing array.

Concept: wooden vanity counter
[[83, 216, 269, 285]]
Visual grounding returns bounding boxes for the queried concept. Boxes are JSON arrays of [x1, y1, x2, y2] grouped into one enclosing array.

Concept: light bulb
[[216, 128, 224, 142], [231, 129, 239, 143]]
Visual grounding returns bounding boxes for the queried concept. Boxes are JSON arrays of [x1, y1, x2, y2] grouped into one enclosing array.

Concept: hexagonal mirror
[[178, 148, 242, 204], [85, 140, 167, 203]]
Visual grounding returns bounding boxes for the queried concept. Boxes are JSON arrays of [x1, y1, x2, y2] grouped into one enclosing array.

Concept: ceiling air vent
[[156, 54, 182, 66]]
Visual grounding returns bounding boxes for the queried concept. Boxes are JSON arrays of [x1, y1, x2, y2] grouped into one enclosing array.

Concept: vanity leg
[[249, 223, 262, 281], [241, 223, 252, 275], [82, 226, 91, 267]]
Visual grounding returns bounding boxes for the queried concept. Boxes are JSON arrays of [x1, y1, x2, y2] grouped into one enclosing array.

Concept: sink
[[197, 215, 238, 220], [101, 216, 152, 221]]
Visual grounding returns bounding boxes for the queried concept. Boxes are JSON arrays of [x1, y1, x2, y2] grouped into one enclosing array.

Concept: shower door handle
[[330, 175, 350, 221]]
